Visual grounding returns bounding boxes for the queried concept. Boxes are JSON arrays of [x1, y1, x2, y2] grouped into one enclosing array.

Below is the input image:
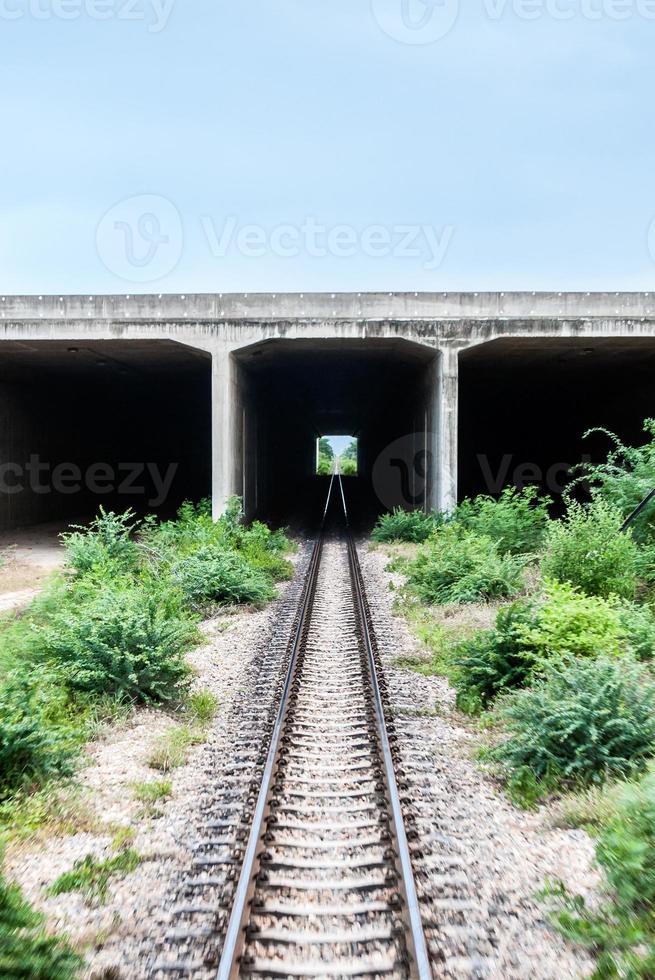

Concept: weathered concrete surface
[[2, 291, 655, 323], [1, 292, 654, 523]]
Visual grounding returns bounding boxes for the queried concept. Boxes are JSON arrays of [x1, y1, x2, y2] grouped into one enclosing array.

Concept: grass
[[0, 872, 81, 978], [0, 785, 102, 847], [132, 779, 172, 817], [393, 594, 497, 682], [47, 846, 142, 903], [147, 725, 199, 772], [147, 688, 219, 771], [549, 765, 655, 832], [186, 689, 219, 725]]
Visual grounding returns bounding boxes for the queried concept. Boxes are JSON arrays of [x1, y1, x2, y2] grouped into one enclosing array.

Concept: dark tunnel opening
[[233, 339, 438, 529], [458, 338, 655, 508], [0, 340, 211, 532]]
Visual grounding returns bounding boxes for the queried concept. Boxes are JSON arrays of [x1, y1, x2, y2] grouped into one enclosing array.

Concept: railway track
[[155, 476, 431, 979]]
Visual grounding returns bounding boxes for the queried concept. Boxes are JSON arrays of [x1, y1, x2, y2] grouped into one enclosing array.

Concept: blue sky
[[2, 0, 654, 293]]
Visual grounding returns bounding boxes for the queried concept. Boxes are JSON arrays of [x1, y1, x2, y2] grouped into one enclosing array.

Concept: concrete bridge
[[1, 290, 654, 529]]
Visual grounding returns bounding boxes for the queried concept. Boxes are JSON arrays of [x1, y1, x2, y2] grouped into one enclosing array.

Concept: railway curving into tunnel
[[1, 293, 655, 532]]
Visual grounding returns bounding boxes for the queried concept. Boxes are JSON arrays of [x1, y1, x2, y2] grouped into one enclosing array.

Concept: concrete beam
[[1, 291, 655, 322]]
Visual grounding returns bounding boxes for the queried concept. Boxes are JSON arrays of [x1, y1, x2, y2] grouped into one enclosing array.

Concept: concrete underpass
[[232, 339, 439, 526], [458, 337, 655, 504], [0, 339, 211, 531], [1, 292, 655, 532]]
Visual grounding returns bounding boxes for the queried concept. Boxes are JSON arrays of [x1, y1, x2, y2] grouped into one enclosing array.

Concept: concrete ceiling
[[0, 340, 209, 382], [460, 337, 655, 372]]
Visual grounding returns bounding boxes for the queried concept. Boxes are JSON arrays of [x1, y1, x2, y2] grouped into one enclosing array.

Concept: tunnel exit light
[[316, 436, 358, 476]]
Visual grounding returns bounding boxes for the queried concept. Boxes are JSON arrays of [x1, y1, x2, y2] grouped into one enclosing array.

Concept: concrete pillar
[[211, 350, 240, 520], [433, 347, 458, 513]]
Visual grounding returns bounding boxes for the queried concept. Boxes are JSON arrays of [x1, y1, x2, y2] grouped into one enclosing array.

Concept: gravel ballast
[[6, 537, 598, 978], [359, 541, 598, 979]]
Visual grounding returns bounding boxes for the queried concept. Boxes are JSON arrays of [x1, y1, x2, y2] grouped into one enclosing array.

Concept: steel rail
[[340, 474, 433, 980], [216, 472, 432, 979], [215, 476, 335, 980]]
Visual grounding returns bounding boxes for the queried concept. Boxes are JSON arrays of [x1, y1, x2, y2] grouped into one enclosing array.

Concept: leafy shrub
[[61, 507, 140, 577], [37, 581, 196, 703], [517, 581, 628, 661], [455, 485, 551, 555], [541, 499, 639, 599], [453, 600, 537, 712], [616, 601, 655, 660], [454, 583, 655, 714], [406, 526, 527, 604], [173, 545, 276, 608], [0, 873, 81, 978], [372, 508, 442, 543], [568, 419, 655, 544], [0, 671, 76, 801], [339, 456, 357, 476], [547, 767, 655, 977], [492, 657, 655, 788], [144, 498, 292, 584], [236, 521, 293, 580], [317, 437, 334, 475]]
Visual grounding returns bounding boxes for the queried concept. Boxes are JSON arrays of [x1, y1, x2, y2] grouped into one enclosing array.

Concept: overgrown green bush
[[455, 485, 551, 555], [616, 600, 655, 660], [339, 456, 357, 476], [0, 671, 76, 801], [173, 545, 276, 608], [61, 508, 140, 577], [236, 521, 293, 580], [453, 600, 537, 712], [0, 497, 290, 827], [492, 657, 655, 789], [144, 497, 292, 583], [541, 499, 639, 599], [454, 582, 655, 714], [36, 580, 197, 703], [568, 419, 655, 544], [547, 767, 655, 977], [0, 872, 81, 978], [517, 581, 629, 661], [372, 508, 442, 544], [406, 526, 527, 604]]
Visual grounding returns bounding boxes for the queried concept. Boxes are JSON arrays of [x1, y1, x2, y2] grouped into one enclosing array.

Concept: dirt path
[[0, 520, 69, 612]]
